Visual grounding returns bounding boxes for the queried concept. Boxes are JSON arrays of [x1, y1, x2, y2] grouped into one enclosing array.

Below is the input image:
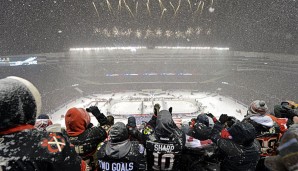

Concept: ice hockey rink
[[1, 47, 297, 127], [51, 89, 247, 127], [45, 48, 296, 126]]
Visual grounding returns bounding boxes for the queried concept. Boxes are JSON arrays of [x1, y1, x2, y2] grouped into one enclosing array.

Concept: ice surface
[[50, 90, 247, 127]]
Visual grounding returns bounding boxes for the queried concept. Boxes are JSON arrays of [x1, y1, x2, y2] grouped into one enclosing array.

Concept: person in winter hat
[[34, 114, 53, 131], [210, 120, 261, 171], [243, 100, 281, 171], [265, 116, 298, 171], [247, 100, 269, 115], [145, 110, 216, 171], [183, 113, 219, 171], [188, 113, 214, 140], [127, 116, 143, 142], [243, 100, 280, 136], [0, 76, 86, 171], [274, 101, 298, 127], [65, 106, 108, 170], [181, 120, 191, 135], [96, 122, 146, 171]]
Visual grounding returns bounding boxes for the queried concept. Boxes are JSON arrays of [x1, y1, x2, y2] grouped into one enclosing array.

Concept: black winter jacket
[[0, 125, 84, 171], [211, 122, 261, 171], [97, 140, 146, 171]]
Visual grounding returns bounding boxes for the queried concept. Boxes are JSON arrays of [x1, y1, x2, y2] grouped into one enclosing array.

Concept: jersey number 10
[[152, 153, 175, 170]]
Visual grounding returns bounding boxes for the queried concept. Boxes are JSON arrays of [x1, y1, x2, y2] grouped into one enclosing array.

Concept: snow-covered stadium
[[0, 48, 297, 125], [1, 0, 297, 170]]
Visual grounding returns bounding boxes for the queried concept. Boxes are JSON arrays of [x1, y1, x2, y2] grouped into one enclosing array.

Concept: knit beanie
[[0, 76, 41, 131], [247, 100, 268, 116]]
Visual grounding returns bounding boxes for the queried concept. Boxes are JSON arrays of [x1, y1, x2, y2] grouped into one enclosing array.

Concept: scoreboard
[[0, 56, 40, 66]]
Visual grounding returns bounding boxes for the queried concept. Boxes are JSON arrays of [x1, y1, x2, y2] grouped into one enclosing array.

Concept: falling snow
[[0, 0, 296, 55]]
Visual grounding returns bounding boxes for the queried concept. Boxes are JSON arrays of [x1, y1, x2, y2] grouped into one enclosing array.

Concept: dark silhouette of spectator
[[126, 116, 143, 142], [182, 113, 219, 171], [210, 120, 261, 171], [65, 106, 108, 170], [274, 101, 298, 127], [102, 115, 114, 132], [145, 110, 217, 170], [188, 113, 214, 140], [145, 110, 185, 170], [97, 122, 146, 171], [0, 76, 86, 171], [265, 116, 298, 171], [242, 100, 281, 170], [146, 103, 161, 129]]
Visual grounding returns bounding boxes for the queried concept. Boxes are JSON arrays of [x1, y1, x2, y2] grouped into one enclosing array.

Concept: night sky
[[0, 0, 297, 55]]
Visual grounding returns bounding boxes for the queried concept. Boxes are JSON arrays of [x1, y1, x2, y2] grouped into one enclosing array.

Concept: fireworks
[[92, 2, 100, 19], [146, 0, 151, 16], [105, 0, 113, 14], [123, 0, 134, 17], [91, 0, 215, 19], [94, 27, 211, 39]]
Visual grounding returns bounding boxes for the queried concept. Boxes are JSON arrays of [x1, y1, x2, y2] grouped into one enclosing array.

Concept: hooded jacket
[[145, 110, 185, 171], [97, 122, 146, 171], [154, 110, 184, 141], [65, 107, 107, 159], [211, 122, 261, 171]]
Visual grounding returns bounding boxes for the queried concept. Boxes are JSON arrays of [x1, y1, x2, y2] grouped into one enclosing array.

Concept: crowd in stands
[[1, 57, 297, 115], [0, 76, 298, 171]]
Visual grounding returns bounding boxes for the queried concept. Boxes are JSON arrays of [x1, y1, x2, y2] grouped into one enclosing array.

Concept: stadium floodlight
[[69, 46, 229, 51], [155, 46, 229, 50], [69, 46, 146, 51]]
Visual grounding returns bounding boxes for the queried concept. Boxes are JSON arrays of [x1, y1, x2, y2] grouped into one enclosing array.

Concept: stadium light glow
[[69, 46, 146, 51], [155, 46, 229, 50], [69, 46, 229, 51]]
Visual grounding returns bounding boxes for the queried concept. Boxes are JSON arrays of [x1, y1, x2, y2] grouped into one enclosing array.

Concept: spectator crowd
[[0, 76, 298, 171]]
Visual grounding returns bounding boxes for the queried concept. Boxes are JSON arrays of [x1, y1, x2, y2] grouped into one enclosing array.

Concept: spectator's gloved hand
[[143, 125, 153, 135], [154, 108, 158, 116], [169, 107, 173, 115], [219, 114, 229, 124], [206, 113, 217, 122], [226, 116, 236, 127], [87, 123, 93, 129], [127, 126, 141, 141], [154, 103, 161, 116], [127, 116, 137, 128], [86, 106, 107, 126], [206, 113, 214, 118]]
